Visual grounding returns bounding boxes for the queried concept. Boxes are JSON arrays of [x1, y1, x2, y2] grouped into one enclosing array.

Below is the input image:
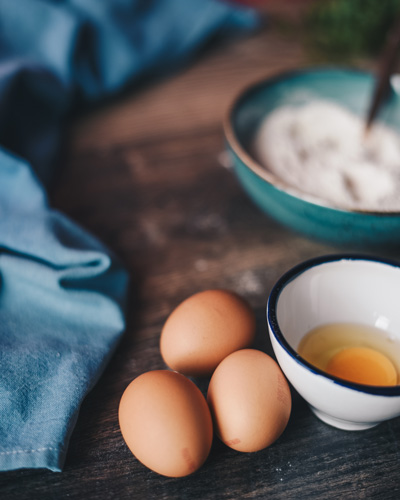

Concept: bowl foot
[[309, 406, 380, 431]]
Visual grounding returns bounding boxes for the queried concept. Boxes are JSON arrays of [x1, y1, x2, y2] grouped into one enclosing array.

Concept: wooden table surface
[[2, 8, 400, 500]]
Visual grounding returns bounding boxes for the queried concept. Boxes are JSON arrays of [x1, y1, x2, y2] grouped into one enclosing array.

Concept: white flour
[[252, 100, 400, 211]]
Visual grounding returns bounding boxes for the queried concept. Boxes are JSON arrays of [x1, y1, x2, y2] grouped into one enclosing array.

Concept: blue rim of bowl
[[223, 66, 400, 216], [267, 253, 400, 396]]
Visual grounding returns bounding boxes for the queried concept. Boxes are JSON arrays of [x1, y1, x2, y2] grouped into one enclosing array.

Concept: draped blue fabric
[[0, 0, 258, 472]]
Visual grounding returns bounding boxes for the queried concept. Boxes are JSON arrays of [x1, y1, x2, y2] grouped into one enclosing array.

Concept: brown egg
[[160, 289, 256, 377], [207, 349, 291, 452], [118, 370, 213, 477]]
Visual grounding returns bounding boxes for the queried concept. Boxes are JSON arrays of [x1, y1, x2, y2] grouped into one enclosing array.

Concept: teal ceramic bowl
[[224, 68, 400, 246]]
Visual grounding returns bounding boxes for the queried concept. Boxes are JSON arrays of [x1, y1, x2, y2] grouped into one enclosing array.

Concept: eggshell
[[118, 370, 213, 477], [207, 349, 291, 452], [160, 289, 256, 377]]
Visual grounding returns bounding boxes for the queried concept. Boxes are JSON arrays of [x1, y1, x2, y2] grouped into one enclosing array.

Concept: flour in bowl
[[252, 100, 400, 211]]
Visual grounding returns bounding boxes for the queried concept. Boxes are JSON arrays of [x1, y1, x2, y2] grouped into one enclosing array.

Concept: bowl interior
[[275, 257, 400, 352], [232, 68, 400, 160], [231, 68, 400, 152]]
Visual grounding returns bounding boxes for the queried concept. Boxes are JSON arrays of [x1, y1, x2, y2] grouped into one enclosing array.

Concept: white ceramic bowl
[[267, 254, 400, 431]]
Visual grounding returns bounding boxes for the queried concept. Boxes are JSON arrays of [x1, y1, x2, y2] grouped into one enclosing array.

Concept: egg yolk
[[326, 346, 398, 386]]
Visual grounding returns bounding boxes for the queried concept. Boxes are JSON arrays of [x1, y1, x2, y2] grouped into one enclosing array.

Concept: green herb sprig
[[305, 0, 400, 60]]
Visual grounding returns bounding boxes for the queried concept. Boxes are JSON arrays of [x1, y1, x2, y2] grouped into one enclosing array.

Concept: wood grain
[[1, 12, 400, 500]]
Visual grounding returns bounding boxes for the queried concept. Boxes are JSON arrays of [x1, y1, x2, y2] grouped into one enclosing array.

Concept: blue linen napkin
[[0, 0, 259, 472], [0, 0, 259, 185], [0, 149, 129, 471]]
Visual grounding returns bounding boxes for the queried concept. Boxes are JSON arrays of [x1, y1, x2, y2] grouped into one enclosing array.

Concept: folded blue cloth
[[0, 149, 129, 471], [0, 0, 258, 472], [0, 0, 259, 184]]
